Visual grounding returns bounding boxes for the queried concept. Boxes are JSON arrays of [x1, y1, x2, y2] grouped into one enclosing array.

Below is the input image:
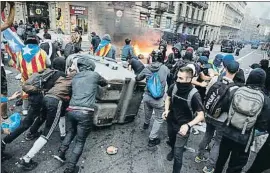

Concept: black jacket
[[91, 35, 101, 52], [165, 43, 182, 70]]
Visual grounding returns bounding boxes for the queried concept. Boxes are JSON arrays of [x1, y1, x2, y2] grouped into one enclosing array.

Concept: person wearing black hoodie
[[166, 43, 182, 70], [90, 32, 101, 53], [159, 39, 167, 62], [166, 43, 182, 87], [215, 68, 270, 173]]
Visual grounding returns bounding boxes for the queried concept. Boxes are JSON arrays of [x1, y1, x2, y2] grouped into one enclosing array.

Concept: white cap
[[186, 64, 196, 77]]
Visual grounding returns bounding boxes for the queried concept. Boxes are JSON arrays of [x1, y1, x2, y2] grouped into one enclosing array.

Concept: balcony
[[109, 2, 136, 9], [177, 16, 206, 26], [155, 2, 168, 13], [192, 2, 208, 9], [142, 1, 151, 8], [168, 5, 175, 13]]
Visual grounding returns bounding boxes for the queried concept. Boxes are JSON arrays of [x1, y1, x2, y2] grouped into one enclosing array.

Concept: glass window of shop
[[26, 2, 50, 28], [70, 5, 88, 34]]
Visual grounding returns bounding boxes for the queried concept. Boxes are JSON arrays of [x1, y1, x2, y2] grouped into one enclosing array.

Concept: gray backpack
[[172, 85, 198, 116], [226, 86, 264, 135]]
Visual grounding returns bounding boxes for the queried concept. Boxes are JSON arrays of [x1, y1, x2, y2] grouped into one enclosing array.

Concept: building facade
[[219, 2, 247, 41], [173, 2, 208, 39], [203, 2, 225, 42], [240, 7, 260, 41], [13, 1, 248, 43]]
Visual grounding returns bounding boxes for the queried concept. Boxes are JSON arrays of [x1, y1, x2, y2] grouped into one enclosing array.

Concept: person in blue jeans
[[54, 57, 108, 173]]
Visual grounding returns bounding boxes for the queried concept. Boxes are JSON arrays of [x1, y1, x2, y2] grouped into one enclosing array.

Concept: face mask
[[176, 82, 193, 93]]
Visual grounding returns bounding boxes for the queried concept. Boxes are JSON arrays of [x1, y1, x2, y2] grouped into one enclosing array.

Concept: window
[[154, 15, 161, 28], [186, 6, 190, 18], [197, 9, 200, 20], [193, 28, 196, 35], [191, 7, 195, 19], [179, 3, 183, 17], [166, 17, 172, 29], [202, 10, 205, 21], [168, 1, 175, 12]]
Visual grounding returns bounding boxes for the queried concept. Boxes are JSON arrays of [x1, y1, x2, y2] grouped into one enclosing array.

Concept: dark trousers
[[215, 137, 250, 173], [173, 133, 190, 173], [167, 117, 178, 151], [246, 138, 270, 173], [29, 96, 67, 138], [3, 94, 43, 144], [59, 110, 94, 169]]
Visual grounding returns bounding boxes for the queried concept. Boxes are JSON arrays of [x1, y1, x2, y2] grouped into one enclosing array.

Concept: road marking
[[237, 50, 257, 62]]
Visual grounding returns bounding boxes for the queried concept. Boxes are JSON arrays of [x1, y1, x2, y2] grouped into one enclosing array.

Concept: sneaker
[[60, 135, 66, 141], [166, 150, 174, 161], [202, 166, 214, 173], [148, 138, 160, 147], [17, 158, 38, 171], [22, 110, 28, 116], [53, 151, 66, 163], [25, 132, 41, 141], [166, 140, 172, 147], [195, 156, 208, 163], [143, 123, 149, 130]]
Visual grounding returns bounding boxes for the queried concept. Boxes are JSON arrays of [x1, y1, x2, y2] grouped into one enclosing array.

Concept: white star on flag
[[23, 45, 32, 55], [8, 39, 18, 50]]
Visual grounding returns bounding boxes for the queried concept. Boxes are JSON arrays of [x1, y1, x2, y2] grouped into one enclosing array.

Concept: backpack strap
[[187, 87, 198, 116], [172, 85, 198, 116], [172, 84, 177, 103]]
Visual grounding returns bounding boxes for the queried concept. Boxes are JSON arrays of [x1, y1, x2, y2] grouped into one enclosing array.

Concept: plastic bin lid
[[72, 53, 136, 80]]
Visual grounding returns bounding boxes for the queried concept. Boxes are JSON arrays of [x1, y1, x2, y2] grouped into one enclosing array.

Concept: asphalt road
[[2, 45, 267, 173]]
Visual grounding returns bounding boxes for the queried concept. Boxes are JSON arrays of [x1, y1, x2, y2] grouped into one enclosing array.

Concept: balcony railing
[[142, 1, 151, 8], [155, 2, 168, 13], [168, 5, 175, 13], [177, 16, 206, 25], [192, 2, 208, 9]]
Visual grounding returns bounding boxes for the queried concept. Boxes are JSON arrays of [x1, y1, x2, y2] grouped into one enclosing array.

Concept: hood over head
[[172, 43, 182, 52], [52, 57, 66, 72], [183, 51, 193, 61], [233, 68, 245, 85], [246, 68, 266, 87], [197, 47, 205, 54], [76, 56, 96, 72], [102, 34, 111, 42], [148, 62, 163, 72]]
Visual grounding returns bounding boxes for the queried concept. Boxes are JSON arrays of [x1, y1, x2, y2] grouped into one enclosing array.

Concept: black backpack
[[64, 43, 75, 58], [22, 69, 57, 94], [204, 77, 235, 118]]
